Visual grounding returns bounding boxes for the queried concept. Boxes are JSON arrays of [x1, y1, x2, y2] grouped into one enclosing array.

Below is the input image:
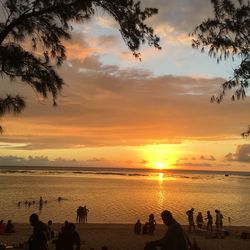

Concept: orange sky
[[1, 0, 250, 172]]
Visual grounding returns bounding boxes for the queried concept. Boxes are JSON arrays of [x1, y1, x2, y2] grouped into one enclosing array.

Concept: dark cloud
[[173, 161, 212, 168], [225, 144, 250, 163], [200, 155, 216, 161], [85, 157, 106, 162], [143, 0, 214, 32], [0, 155, 79, 166]]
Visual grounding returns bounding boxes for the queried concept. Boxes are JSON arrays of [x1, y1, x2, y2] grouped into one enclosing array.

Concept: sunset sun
[[155, 162, 165, 170]]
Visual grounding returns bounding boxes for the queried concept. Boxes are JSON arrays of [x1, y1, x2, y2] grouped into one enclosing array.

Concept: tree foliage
[[0, 0, 161, 130], [191, 0, 250, 103], [242, 125, 250, 138]]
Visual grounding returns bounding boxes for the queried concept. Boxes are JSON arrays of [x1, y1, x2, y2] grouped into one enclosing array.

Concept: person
[[215, 210, 220, 229], [82, 205, 89, 223], [48, 220, 55, 239], [54, 222, 80, 250], [0, 220, 5, 235], [134, 219, 142, 234], [196, 212, 203, 229], [148, 213, 156, 234], [215, 210, 223, 238], [28, 213, 49, 250], [220, 212, 224, 228], [144, 210, 189, 250], [142, 222, 149, 235], [206, 211, 213, 232], [5, 220, 15, 233], [186, 208, 195, 232]]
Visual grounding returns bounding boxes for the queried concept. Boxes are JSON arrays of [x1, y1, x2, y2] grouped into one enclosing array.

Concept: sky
[[1, 0, 250, 172]]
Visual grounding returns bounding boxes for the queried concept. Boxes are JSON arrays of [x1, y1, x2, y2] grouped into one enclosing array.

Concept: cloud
[[85, 157, 106, 162], [200, 155, 216, 161], [173, 161, 212, 168], [1, 56, 249, 150], [225, 144, 250, 163], [0, 155, 79, 167], [139, 159, 149, 165]]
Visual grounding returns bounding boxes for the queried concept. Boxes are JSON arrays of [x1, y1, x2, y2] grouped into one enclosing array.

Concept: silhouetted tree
[[242, 125, 250, 138], [0, 0, 161, 131], [191, 0, 249, 103]]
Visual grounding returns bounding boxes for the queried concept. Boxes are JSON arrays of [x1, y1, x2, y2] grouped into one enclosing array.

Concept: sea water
[[0, 167, 249, 226]]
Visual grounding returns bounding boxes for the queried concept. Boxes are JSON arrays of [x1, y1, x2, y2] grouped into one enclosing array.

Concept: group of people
[[76, 206, 89, 223], [134, 213, 156, 235], [186, 207, 225, 233], [0, 219, 15, 234], [17, 196, 48, 210], [28, 213, 80, 250], [144, 210, 200, 250]]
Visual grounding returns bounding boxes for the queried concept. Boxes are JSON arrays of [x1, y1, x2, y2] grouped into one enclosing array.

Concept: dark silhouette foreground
[[144, 210, 189, 250]]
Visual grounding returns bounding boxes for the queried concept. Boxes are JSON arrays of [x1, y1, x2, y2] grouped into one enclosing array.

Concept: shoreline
[[0, 223, 249, 250]]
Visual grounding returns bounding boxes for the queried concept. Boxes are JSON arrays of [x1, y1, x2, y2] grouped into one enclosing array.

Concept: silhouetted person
[[144, 210, 189, 250], [148, 213, 156, 234], [220, 212, 224, 228], [186, 208, 195, 232], [39, 196, 44, 211], [206, 211, 212, 232], [28, 213, 49, 250], [54, 222, 80, 250], [215, 209, 223, 238], [142, 222, 149, 235], [82, 205, 89, 223], [5, 220, 15, 233], [196, 212, 203, 229], [0, 220, 5, 235], [48, 220, 55, 239], [134, 219, 142, 234]]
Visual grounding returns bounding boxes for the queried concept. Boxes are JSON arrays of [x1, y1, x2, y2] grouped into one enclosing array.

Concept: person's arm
[[145, 228, 173, 249]]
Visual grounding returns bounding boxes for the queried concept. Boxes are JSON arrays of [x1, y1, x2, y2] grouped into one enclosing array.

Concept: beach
[[0, 223, 250, 250]]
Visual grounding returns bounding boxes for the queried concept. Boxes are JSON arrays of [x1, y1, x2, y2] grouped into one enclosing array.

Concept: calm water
[[0, 167, 249, 226]]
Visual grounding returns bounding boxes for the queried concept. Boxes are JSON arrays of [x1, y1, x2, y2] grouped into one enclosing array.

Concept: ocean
[[0, 166, 249, 226]]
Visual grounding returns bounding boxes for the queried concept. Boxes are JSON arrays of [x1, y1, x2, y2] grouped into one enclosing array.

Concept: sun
[[155, 162, 165, 170]]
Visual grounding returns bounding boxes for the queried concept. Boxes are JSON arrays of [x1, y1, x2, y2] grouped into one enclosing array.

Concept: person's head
[[191, 208, 194, 211], [8, 220, 11, 223], [29, 213, 39, 226], [161, 210, 174, 226], [48, 220, 52, 226]]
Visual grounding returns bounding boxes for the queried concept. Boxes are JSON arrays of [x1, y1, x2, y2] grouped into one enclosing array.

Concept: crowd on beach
[[134, 208, 227, 237], [76, 206, 89, 224], [185, 208, 226, 236], [1, 204, 250, 250], [134, 213, 156, 235]]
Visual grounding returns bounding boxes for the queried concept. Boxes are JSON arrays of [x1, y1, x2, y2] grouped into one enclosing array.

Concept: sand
[[0, 223, 250, 250]]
